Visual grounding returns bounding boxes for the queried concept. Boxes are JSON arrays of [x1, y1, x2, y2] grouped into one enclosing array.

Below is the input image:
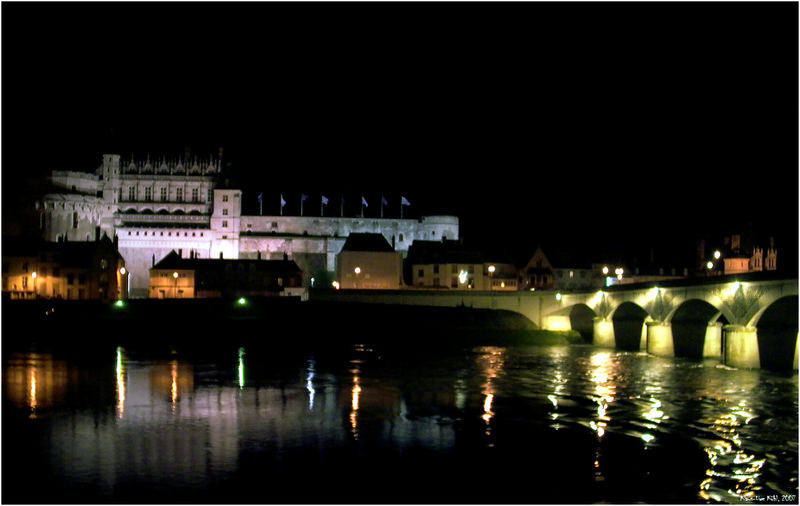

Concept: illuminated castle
[[36, 154, 459, 298]]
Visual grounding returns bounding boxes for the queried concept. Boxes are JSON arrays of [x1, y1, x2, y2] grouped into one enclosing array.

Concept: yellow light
[[31, 272, 37, 279], [555, 292, 562, 301], [500, 282, 505, 288], [119, 267, 127, 275], [602, 266, 609, 275], [714, 250, 721, 259], [488, 265, 496, 274], [332, 280, 340, 290], [354, 267, 361, 275], [173, 271, 179, 279], [707, 261, 714, 270]]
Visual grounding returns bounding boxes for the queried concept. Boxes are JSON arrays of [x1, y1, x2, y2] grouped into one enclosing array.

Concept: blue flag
[[362, 196, 368, 207], [401, 196, 411, 206], [301, 194, 309, 202], [257, 193, 263, 203], [321, 195, 329, 205]]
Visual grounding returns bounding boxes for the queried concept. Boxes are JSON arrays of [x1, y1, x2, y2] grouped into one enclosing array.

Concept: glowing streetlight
[[706, 261, 713, 270], [172, 271, 179, 279], [488, 265, 496, 274], [602, 266, 609, 275], [713, 250, 721, 260], [119, 267, 127, 275], [354, 267, 361, 275], [31, 272, 37, 298], [555, 292, 562, 301]]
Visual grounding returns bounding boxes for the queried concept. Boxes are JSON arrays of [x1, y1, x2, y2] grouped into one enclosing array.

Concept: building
[[2, 235, 127, 301], [519, 247, 556, 291], [149, 250, 304, 299], [35, 153, 460, 298], [406, 240, 517, 291], [336, 233, 404, 289], [698, 235, 777, 276]]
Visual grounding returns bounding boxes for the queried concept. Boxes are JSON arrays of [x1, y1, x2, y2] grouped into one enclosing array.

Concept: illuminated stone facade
[[36, 154, 459, 297]]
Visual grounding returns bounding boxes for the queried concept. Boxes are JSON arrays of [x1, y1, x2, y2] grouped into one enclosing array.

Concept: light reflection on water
[[3, 344, 797, 503]]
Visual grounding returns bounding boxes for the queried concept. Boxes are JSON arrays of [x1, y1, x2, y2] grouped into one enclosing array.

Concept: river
[[3, 337, 797, 504]]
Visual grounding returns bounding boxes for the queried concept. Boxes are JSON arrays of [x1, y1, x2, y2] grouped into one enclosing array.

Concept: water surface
[[3, 339, 798, 503]]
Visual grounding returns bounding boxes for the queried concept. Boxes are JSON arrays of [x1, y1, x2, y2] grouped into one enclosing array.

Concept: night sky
[[3, 2, 797, 270]]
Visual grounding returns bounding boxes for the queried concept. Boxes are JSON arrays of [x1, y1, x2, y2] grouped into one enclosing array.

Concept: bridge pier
[[542, 315, 571, 332], [593, 318, 615, 348], [724, 325, 760, 369], [703, 322, 723, 359], [646, 322, 674, 357]]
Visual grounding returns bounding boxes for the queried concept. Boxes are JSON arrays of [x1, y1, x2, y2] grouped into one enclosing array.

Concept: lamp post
[[173, 271, 179, 298], [488, 265, 496, 291], [354, 266, 361, 289], [31, 272, 37, 299]]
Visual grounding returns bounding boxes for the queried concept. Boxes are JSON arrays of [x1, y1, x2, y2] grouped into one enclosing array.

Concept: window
[[451, 278, 458, 288], [399, 234, 404, 242], [22, 262, 28, 273], [433, 264, 439, 274], [144, 187, 152, 201], [161, 187, 167, 201], [176, 188, 183, 202], [418, 269, 424, 278], [67, 273, 74, 285], [222, 221, 228, 228], [222, 209, 229, 215], [128, 187, 135, 201], [192, 188, 199, 202], [222, 195, 229, 202], [73, 212, 79, 229]]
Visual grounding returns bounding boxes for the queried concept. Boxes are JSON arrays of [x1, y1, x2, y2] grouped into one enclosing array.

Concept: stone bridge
[[314, 271, 797, 371]]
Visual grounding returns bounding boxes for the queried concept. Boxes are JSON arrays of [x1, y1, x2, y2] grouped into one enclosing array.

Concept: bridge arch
[[753, 295, 798, 371], [611, 301, 649, 351], [670, 299, 728, 359], [569, 304, 596, 343]]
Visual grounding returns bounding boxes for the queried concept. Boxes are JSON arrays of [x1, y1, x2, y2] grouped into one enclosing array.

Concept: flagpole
[[400, 196, 403, 219], [300, 193, 304, 217], [280, 194, 283, 216], [380, 194, 384, 218], [361, 194, 364, 218], [341, 195, 344, 217]]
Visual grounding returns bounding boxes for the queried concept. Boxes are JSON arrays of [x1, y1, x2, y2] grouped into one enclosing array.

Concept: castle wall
[[35, 154, 460, 297]]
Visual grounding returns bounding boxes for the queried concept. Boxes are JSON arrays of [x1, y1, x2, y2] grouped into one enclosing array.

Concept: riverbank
[[3, 297, 585, 350]]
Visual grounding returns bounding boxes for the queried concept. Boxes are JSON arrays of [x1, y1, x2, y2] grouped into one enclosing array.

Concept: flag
[[280, 195, 286, 208], [321, 195, 329, 205], [401, 196, 411, 206], [257, 192, 263, 203], [381, 196, 388, 206], [361, 196, 368, 207], [301, 194, 309, 202]]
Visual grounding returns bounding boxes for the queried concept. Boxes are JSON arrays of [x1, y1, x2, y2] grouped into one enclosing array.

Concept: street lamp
[[173, 271, 179, 298], [488, 265, 496, 291], [31, 272, 37, 298], [354, 266, 361, 289], [713, 250, 721, 260]]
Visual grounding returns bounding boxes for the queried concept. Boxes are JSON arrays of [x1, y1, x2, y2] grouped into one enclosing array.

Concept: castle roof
[[341, 233, 395, 253]]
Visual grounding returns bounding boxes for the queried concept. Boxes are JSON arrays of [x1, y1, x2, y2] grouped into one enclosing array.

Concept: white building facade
[[36, 154, 459, 298]]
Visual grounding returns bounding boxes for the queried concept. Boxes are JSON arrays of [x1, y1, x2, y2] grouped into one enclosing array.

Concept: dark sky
[[3, 2, 797, 269]]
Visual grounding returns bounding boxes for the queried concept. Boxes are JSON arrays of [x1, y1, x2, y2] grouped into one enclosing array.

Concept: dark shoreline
[[3, 297, 586, 353]]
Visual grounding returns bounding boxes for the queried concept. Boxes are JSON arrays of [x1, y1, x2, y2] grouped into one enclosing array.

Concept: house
[[406, 240, 517, 291], [519, 247, 556, 291], [336, 233, 404, 289], [2, 234, 127, 301], [149, 250, 304, 299]]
